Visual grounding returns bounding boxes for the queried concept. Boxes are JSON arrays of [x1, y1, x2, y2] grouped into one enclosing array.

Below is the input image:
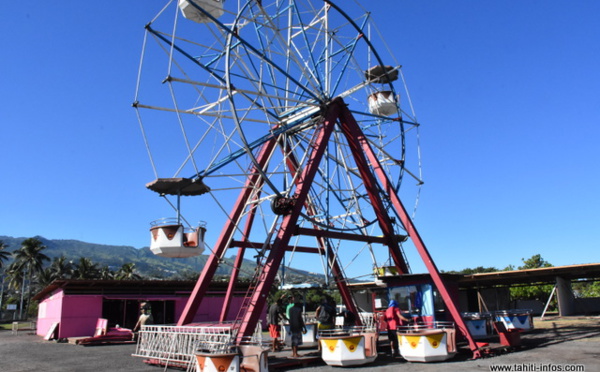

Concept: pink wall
[[37, 291, 267, 339], [179, 296, 265, 324], [36, 289, 63, 338], [58, 295, 104, 338], [37, 290, 103, 338]]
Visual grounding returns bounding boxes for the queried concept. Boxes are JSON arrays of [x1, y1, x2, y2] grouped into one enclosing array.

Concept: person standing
[[385, 300, 409, 357], [133, 302, 154, 337], [338, 308, 357, 330], [267, 297, 287, 352], [315, 297, 336, 331], [285, 295, 295, 319], [288, 296, 306, 358]]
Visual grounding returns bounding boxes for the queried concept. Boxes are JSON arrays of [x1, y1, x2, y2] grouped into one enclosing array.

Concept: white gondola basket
[[462, 312, 493, 339], [319, 327, 378, 366], [397, 321, 457, 363], [194, 352, 239, 372], [368, 91, 398, 116], [149, 218, 206, 258], [178, 0, 225, 24], [494, 309, 534, 331]]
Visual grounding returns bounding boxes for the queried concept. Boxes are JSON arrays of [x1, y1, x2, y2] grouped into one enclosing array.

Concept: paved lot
[[1, 317, 599, 372]]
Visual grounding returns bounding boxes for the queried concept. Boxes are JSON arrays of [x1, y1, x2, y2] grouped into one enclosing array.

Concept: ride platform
[[267, 349, 322, 371]]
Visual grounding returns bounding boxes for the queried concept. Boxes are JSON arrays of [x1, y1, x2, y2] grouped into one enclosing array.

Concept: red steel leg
[[338, 103, 482, 358], [235, 101, 342, 342], [177, 138, 278, 325]]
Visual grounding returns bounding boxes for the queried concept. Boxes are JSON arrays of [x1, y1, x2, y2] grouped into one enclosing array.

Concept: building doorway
[[102, 299, 175, 329]]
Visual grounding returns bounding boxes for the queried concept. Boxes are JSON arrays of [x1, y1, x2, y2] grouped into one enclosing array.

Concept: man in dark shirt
[[267, 298, 287, 352], [288, 296, 306, 358]]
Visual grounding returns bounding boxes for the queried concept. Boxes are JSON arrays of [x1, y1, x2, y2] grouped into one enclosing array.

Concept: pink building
[[33, 279, 266, 339]]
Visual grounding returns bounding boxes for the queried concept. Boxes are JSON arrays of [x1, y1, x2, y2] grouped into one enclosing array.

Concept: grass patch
[[0, 323, 15, 330]]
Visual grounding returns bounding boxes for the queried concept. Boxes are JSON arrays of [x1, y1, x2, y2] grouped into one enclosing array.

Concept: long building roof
[[32, 279, 241, 301], [346, 263, 600, 290], [457, 263, 600, 287]]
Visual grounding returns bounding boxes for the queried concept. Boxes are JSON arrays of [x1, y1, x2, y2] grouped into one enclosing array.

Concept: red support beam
[[219, 188, 262, 322], [235, 100, 342, 342], [177, 138, 278, 326], [338, 103, 482, 358], [229, 240, 323, 255], [335, 108, 410, 275], [279, 121, 362, 324], [294, 227, 389, 245]]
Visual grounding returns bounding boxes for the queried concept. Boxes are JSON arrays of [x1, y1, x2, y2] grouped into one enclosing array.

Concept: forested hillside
[[0, 235, 281, 280]]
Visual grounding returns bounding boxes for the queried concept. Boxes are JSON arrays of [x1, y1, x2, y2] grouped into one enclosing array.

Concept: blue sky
[[1, 1, 598, 275]]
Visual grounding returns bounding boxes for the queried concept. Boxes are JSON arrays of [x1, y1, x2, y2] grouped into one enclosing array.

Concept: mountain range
[[0, 235, 322, 283]]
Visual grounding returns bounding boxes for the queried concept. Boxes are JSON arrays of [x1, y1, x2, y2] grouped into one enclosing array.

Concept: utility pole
[[0, 273, 4, 320], [19, 273, 25, 320]]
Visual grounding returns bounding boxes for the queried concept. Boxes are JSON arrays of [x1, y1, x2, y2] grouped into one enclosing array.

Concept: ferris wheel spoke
[[252, 1, 328, 98], [287, 2, 328, 94], [225, 6, 323, 104]]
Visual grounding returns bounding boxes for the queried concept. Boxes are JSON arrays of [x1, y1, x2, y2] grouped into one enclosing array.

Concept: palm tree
[[36, 256, 74, 288], [72, 257, 100, 279], [0, 241, 12, 314], [5, 262, 25, 315], [5, 262, 24, 291], [99, 265, 114, 280], [36, 268, 55, 288], [115, 263, 142, 280], [11, 238, 50, 318], [0, 240, 11, 269], [48, 256, 73, 280]]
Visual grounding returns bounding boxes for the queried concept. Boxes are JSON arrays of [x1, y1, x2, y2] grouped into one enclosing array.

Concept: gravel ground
[[1, 316, 599, 372]]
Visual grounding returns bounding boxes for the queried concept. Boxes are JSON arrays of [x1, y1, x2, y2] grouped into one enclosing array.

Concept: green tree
[[0, 240, 11, 269], [11, 238, 50, 317], [510, 254, 554, 304], [115, 263, 142, 280], [36, 268, 55, 288], [99, 265, 114, 280], [519, 254, 553, 270], [37, 256, 74, 288], [72, 257, 100, 279], [446, 266, 499, 275], [573, 281, 600, 298], [48, 256, 73, 280], [5, 263, 24, 291]]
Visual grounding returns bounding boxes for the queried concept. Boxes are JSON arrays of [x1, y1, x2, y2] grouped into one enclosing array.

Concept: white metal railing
[[132, 321, 263, 369], [318, 325, 377, 337], [358, 312, 377, 330], [133, 324, 236, 368], [397, 321, 455, 333], [328, 312, 377, 330]]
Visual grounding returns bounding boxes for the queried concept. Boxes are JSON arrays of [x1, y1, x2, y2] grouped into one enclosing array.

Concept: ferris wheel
[[133, 0, 480, 355], [134, 0, 422, 275]]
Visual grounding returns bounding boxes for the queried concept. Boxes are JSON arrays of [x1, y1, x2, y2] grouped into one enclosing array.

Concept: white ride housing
[[319, 327, 378, 366], [178, 0, 224, 23], [494, 309, 534, 331], [368, 91, 398, 116], [397, 322, 457, 363], [462, 312, 493, 339], [282, 321, 318, 348], [149, 218, 206, 258], [194, 352, 239, 372], [194, 345, 268, 372]]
